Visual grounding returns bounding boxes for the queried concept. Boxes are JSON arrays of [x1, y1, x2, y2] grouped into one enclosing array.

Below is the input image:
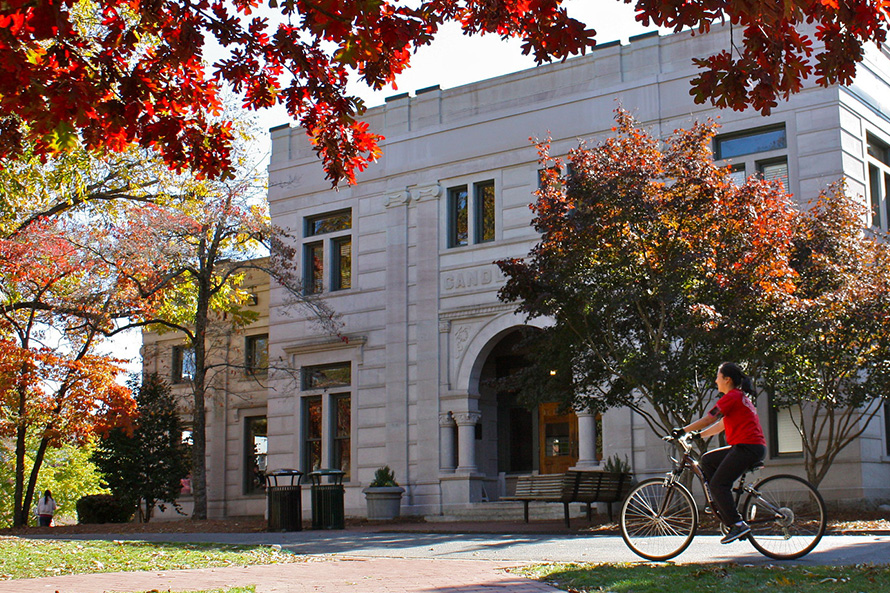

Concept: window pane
[[333, 237, 351, 290], [867, 134, 890, 166], [716, 126, 787, 159], [303, 396, 322, 473], [475, 180, 495, 243], [246, 334, 269, 375], [885, 173, 890, 232], [885, 401, 890, 456], [306, 210, 351, 236], [333, 394, 351, 479], [727, 164, 746, 186], [173, 346, 195, 383], [448, 186, 468, 247], [302, 362, 351, 390], [869, 164, 882, 227], [304, 242, 324, 294], [245, 416, 267, 494], [774, 406, 802, 455], [758, 159, 788, 192]]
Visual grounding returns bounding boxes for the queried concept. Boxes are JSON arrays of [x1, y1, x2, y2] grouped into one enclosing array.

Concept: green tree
[[497, 110, 798, 438], [757, 183, 890, 487], [0, 436, 108, 528], [92, 373, 191, 522]]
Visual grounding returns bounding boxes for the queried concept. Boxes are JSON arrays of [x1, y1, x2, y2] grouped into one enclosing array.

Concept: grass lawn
[[517, 563, 890, 593], [0, 537, 302, 581]]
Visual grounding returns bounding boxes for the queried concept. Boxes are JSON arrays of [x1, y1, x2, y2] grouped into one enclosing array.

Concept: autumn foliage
[[1, 1, 887, 184]]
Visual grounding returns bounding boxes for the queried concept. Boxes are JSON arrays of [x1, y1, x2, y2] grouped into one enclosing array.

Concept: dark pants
[[700, 444, 766, 526], [38, 514, 52, 527]]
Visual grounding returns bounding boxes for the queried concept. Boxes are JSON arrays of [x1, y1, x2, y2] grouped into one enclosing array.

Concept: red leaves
[[1, 1, 887, 182]]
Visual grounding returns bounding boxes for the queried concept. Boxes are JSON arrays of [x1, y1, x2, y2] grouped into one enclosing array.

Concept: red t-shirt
[[711, 388, 766, 446]]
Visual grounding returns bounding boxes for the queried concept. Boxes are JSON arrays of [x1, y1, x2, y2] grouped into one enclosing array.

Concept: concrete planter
[[362, 486, 405, 520]]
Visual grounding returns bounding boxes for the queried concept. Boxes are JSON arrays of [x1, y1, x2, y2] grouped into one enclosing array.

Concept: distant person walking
[[35, 490, 57, 527]]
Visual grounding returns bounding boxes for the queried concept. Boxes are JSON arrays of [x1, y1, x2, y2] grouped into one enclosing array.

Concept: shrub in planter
[[76, 494, 134, 524], [363, 466, 405, 521]]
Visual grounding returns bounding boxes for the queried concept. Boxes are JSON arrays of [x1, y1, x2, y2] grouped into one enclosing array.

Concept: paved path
[[5, 528, 890, 593]]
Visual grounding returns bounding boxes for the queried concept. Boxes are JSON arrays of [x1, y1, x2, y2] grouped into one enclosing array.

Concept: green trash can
[[266, 469, 303, 531], [308, 469, 345, 530]]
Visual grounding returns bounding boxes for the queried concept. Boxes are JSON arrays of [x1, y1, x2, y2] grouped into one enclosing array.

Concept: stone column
[[454, 412, 481, 473], [575, 410, 600, 469], [439, 412, 457, 473]]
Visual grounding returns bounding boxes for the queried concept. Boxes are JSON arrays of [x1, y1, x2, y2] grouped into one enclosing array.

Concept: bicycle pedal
[[704, 506, 712, 514]]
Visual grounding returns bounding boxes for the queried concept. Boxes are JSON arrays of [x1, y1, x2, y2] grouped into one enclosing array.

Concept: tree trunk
[[190, 274, 212, 521]]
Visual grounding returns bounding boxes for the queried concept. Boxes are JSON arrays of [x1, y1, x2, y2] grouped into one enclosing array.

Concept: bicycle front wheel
[[742, 474, 826, 560], [620, 477, 699, 561]]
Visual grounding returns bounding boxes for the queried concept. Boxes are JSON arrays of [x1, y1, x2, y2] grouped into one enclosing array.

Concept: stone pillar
[[439, 412, 457, 473], [575, 410, 600, 469], [454, 412, 481, 473]]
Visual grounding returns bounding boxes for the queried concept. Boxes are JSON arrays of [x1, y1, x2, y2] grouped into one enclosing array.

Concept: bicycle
[[619, 434, 827, 561]]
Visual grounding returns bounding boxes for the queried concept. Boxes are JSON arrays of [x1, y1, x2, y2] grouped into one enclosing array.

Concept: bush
[[369, 466, 398, 487], [75, 494, 134, 524]]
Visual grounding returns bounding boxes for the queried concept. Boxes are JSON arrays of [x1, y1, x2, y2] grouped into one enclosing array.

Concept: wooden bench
[[502, 470, 632, 527]]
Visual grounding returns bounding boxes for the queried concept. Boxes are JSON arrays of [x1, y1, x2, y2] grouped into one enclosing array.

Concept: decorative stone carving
[[384, 189, 411, 208], [412, 184, 442, 201], [453, 411, 481, 426]]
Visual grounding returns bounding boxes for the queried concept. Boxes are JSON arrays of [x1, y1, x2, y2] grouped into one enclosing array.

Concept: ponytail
[[718, 362, 755, 395]]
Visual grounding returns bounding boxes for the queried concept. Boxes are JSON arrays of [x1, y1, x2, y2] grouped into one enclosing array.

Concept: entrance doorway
[[538, 402, 579, 474]]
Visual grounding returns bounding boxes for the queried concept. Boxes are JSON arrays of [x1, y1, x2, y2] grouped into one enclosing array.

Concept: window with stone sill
[[867, 133, 890, 231], [171, 345, 195, 384], [716, 124, 789, 192], [244, 416, 267, 494], [447, 179, 496, 248], [245, 334, 268, 376], [302, 209, 352, 294], [301, 362, 352, 480]]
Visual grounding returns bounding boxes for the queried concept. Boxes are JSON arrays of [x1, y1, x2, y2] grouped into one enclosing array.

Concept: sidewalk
[[1, 557, 561, 593]]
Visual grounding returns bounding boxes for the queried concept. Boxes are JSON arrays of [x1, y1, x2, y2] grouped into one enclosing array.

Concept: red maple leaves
[[0, 1, 887, 183]]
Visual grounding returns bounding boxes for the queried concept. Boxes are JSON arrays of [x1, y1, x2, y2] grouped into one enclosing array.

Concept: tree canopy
[[497, 110, 798, 437], [1, 1, 887, 184]]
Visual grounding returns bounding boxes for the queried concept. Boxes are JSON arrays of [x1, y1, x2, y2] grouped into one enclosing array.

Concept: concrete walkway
[[4, 521, 890, 593]]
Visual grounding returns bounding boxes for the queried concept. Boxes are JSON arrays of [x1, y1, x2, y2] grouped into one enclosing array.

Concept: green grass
[[0, 537, 301, 581], [516, 563, 890, 593]]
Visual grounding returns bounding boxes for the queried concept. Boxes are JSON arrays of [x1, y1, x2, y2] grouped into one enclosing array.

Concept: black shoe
[[720, 521, 751, 544]]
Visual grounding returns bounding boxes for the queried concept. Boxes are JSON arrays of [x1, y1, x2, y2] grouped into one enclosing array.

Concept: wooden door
[[538, 402, 578, 474]]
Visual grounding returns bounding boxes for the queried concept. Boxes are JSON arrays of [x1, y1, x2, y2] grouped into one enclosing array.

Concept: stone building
[[147, 24, 890, 519]]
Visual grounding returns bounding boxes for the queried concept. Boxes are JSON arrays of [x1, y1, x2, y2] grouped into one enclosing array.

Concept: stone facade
[[148, 25, 890, 519]]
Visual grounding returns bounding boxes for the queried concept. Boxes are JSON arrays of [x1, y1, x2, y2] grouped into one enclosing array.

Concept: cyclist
[[673, 362, 766, 544]]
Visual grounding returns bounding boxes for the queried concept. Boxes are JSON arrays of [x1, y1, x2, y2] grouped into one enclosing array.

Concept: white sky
[[255, 1, 659, 136]]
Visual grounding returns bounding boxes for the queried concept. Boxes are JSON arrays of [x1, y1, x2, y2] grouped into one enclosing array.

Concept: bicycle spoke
[[620, 478, 698, 561], [743, 474, 826, 560]]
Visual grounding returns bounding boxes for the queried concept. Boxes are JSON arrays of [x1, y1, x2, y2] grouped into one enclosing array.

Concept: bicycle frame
[[662, 436, 782, 528]]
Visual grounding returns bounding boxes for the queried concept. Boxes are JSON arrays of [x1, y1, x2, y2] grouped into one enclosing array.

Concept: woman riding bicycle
[[673, 362, 767, 544]]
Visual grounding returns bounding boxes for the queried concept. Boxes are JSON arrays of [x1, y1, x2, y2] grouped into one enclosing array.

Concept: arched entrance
[[475, 329, 579, 481]]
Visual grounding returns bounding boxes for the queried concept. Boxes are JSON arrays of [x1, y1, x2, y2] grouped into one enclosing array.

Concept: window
[[885, 400, 890, 456], [332, 237, 352, 290], [245, 334, 268, 376], [867, 134, 890, 230], [332, 394, 351, 477], [244, 416, 268, 494], [447, 179, 496, 248], [716, 125, 789, 192], [172, 345, 195, 383], [715, 125, 787, 160], [303, 396, 323, 473], [302, 209, 352, 293], [475, 181, 495, 243], [302, 362, 351, 390], [769, 399, 803, 457], [447, 185, 469, 247], [301, 362, 352, 480]]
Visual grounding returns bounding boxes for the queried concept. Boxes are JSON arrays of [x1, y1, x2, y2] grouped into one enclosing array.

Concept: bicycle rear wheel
[[620, 477, 698, 561], [742, 474, 826, 560]]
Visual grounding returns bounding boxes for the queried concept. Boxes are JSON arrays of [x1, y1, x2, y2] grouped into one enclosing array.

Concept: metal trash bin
[[308, 469, 345, 530], [265, 469, 304, 531]]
